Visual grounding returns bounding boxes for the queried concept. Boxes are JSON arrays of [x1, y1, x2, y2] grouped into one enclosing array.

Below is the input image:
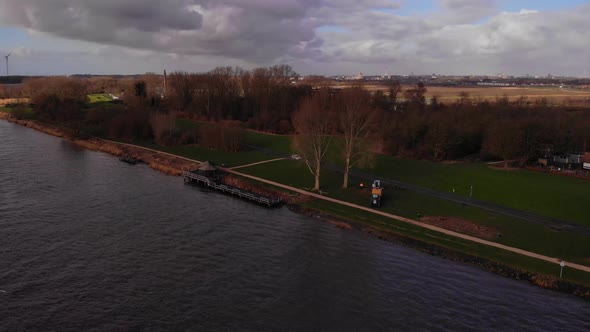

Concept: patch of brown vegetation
[[0, 98, 29, 106], [531, 275, 558, 288], [223, 174, 294, 202], [142, 153, 197, 176], [325, 219, 353, 230], [420, 216, 499, 240], [489, 165, 520, 171], [526, 166, 590, 182]]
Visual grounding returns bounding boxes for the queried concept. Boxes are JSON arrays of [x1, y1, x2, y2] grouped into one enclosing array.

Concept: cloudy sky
[[0, 0, 588, 76]]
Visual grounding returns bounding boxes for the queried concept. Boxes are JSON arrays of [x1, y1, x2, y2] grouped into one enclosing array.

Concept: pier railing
[[183, 171, 283, 207]]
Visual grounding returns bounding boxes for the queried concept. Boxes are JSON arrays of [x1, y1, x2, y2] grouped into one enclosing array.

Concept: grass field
[[236, 159, 590, 265], [135, 141, 273, 167], [242, 129, 590, 226], [418, 86, 590, 102], [244, 131, 293, 153], [88, 94, 112, 103], [372, 156, 590, 226]]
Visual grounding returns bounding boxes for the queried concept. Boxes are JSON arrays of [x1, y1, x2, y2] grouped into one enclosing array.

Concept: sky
[[0, 0, 589, 76]]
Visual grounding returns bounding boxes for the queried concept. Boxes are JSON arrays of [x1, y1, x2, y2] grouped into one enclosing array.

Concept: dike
[[289, 204, 590, 300]]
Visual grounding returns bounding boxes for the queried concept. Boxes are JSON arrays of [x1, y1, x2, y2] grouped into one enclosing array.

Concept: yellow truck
[[370, 180, 383, 207]]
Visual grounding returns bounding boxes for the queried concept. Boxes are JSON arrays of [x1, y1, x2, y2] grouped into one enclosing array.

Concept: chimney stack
[[163, 69, 167, 96]]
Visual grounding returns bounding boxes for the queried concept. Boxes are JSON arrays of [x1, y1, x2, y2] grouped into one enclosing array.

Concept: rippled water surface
[[0, 121, 588, 331]]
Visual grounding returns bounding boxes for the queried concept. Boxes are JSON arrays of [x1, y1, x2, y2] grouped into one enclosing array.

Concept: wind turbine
[[4, 52, 12, 76]]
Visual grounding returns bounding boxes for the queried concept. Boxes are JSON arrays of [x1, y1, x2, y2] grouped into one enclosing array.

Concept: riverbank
[[291, 204, 590, 299], [0, 113, 198, 176], [1, 113, 589, 299]]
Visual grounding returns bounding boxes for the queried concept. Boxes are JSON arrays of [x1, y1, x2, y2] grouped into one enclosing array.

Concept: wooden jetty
[[182, 170, 283, 208]]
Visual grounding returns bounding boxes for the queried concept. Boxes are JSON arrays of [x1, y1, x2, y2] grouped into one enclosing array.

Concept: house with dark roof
[[539, 152, 584, 170]]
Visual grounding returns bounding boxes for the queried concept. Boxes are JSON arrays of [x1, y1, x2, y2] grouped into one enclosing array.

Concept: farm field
[[421, 86, 590, 102], [332, 83, 590, 102]]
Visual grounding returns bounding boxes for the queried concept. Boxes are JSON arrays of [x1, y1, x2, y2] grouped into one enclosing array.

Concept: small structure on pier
[[183, 163, 283, 208], [193, 161, 222, 182], [196, 160, 217, 174]]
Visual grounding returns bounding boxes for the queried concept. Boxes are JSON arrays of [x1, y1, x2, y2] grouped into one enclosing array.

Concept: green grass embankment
[[227, 170, 590, 287], [301, 199, 590, 287], [0, 105, 37, 120], [237, 159, 590, 267], [132, 141, 273, 167]]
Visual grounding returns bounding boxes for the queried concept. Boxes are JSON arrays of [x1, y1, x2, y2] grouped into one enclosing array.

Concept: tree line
[[10, 69, 590, 190]]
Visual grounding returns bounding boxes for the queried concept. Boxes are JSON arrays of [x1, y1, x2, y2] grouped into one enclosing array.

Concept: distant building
[[540, 153, 584, 170], [477, 82, 511, 87]]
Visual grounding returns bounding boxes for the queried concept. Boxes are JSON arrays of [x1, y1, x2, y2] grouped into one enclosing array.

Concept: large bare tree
[[336, 88, 380, 188], [484, 120, 523, 168], [292, 89, 334, 191]]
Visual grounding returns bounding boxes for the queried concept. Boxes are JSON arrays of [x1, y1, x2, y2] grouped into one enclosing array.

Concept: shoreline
[[1, 113, 589, 300]]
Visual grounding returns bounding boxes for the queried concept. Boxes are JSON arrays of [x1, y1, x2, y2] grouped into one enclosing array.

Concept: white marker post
[[560, 261, 565, 278]]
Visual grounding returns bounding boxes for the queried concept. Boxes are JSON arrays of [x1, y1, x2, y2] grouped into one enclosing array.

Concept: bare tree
[[292, 89, 334, 191], [388, 80, 402, 111], [483, 120, 523, 168], [336, 88, 380, 188]]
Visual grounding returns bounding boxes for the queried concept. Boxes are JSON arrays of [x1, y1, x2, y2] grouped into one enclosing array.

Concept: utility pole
[[560, 261, 565, 278]]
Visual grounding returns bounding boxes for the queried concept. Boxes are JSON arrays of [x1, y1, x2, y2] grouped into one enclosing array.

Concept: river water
[[0, 120, 588, 331]]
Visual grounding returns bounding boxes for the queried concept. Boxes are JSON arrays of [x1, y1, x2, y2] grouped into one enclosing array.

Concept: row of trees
[[24, 77, 88, 122], [292, 85, 590, 191], [382, 93, 590, 165], [293, 88, 381, 190], [14, 74, 590, 191], [164, 65, 310, 133]]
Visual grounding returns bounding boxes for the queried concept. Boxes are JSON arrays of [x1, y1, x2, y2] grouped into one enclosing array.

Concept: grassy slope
[[229, 169, 590, 286], [302, 199, 590, 287], [135, 141, 273, 167], [237, 159, 590, 266], [0, 105, 37, 119]]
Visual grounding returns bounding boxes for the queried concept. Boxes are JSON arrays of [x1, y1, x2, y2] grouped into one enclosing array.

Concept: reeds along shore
[[0, 113, 197, 176]]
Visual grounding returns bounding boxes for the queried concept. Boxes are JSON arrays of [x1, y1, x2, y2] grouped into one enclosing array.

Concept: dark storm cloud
[[0, 0, 324, 62]]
